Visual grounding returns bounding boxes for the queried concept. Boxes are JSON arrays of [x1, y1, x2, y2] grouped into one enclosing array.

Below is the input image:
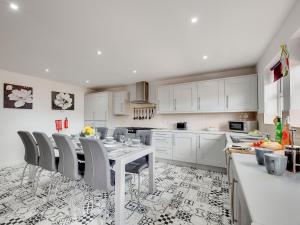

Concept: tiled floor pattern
[[0, 162, 231, 225]]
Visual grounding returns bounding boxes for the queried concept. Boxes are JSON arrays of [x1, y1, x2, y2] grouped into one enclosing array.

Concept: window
[[264, 71, 283, 124], [290, 65, 300, 127]]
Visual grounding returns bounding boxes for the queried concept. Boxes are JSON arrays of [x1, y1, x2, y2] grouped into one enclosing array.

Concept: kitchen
[[1, 1, 300, 225]]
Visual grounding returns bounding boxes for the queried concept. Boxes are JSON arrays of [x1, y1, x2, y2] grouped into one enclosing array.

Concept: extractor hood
[[130, 81, 151, 104]]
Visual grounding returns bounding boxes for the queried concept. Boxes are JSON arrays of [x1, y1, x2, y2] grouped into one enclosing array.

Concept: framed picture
[[52, 91, 75, 110], [3, 83, 33, 109]]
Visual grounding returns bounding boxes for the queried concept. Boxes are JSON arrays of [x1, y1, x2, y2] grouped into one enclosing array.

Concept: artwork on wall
[[3, 83, 33, 109], [51, 91, 75, 110]]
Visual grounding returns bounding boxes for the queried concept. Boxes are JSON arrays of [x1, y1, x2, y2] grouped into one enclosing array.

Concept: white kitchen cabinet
[[173, 132, 197, 163], [84, 92, 108, 121], [197, 79, 225, 112], [173, 83, 197, 112], [113, 91, 129, 115], [229, 158, 252, 225], [152, 131, 173, 160], [225, 75, 257, 112], [197, 134, 226, 167], [157, 85, 174, 113]]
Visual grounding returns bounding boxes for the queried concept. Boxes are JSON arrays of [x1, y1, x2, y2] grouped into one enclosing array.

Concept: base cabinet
[[173, 133, 197, 163], [152, 131, 225, 167], [229, 157, 252, 225], [197, 134, 226, 167], [152, 132, 173, 160]]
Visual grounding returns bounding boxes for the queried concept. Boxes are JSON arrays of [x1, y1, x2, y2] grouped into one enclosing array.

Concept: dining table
[[54, 138, 156, 225]]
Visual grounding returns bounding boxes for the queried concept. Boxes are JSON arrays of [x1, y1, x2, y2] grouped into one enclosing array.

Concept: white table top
[[53, 138, 152, 161], [232, 153, 300, 225]]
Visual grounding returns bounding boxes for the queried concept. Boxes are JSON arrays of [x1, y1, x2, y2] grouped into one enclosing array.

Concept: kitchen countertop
[[151, 128, 226, 135], [232, 153, 300, 225]]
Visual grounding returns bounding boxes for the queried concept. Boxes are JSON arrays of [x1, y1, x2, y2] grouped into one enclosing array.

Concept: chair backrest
[[33, 132, 56, 172], [96, 127, 108, 140], [17, 131, 39, 166], [113, 128, 128, 142], [79, 137, 114, 191], [136, 130, 152, 146], [52, 133, 80, 180]]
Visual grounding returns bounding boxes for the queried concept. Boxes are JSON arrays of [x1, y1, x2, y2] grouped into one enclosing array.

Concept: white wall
[[257, 0, 300, 113], [256, 1, 300, 142], [0, 69, 86, 167]]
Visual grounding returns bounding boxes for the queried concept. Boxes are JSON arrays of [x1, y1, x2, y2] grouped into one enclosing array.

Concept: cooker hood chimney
[[130, 81, 150, 104]]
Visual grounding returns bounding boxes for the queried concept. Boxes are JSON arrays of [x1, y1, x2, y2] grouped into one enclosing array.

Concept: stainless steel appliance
[[228, 120, 257, 133], [176, 122, 187, 130]]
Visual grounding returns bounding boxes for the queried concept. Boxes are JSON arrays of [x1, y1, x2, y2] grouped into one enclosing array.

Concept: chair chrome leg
[[20, 163, 29, 186], [137, 173, 141, 205], [34, 168, 43, 195], [104, 193, 109, 225], [47, 172, 56, 201], [53, 175, 62, 200]]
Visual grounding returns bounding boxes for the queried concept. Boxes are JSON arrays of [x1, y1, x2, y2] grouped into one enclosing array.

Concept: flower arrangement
[[81, 126, 95, 137]]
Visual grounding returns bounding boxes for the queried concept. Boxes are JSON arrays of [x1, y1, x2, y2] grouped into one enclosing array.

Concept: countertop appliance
[[228, 120, 257, 133], [176, 122, 187, 130]]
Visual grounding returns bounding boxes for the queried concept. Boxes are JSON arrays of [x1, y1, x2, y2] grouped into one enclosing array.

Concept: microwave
[[228, 121, 258, 133], [176, 122, 187, 130]]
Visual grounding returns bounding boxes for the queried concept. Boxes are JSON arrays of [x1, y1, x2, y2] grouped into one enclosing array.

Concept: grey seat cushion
[[110, 170, 132, 186], [125, 159, 149, 174]]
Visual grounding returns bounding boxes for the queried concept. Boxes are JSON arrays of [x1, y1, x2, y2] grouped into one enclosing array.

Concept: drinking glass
[[119, 135, 125, 144]]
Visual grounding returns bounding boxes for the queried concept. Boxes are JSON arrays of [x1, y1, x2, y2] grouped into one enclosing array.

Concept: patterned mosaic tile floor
[[0, 162, 231, 225]]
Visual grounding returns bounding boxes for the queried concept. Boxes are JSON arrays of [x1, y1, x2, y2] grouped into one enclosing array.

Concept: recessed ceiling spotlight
[[133, 70, 137, 74], [45, 68, 49, 72], [191, 17, 198, 24], [202, 55, 208, 60], [85, 80, 90, 84], [97, 50, 102, 55], [9, 3, 19, 11]]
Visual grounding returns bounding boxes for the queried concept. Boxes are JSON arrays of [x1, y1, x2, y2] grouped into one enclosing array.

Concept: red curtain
[[271, 61, 282, 82]]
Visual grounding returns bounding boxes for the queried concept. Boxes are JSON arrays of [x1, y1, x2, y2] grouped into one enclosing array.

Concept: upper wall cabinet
[[225, 75, 257, 112], [113, 91, 129, 115], [85, 92, 109, 121], [197, 79, 225, 112], [173, 83, 197, 112], [156, 74, 257, 114], [157, 85, 174, 113]]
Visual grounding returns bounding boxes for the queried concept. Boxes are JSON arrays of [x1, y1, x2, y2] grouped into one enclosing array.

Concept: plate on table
[[104, 143, 119, 148], [103, 140, 116, 144], [129, 143, 142, 147]]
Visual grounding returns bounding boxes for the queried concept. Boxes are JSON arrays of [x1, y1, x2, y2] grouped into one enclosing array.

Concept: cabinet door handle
[[227, 154, 232, 185], [174, 99, 177, 111], [226, 96, 229, 109], [231, 178, 238, 224], [198, 97, 200, 111]]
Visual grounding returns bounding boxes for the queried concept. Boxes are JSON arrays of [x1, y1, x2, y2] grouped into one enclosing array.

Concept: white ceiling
[[0, 0, 296, 88]]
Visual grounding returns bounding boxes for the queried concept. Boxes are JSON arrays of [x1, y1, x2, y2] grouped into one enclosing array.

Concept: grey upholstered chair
[[79, 137, 132, 222], [112, 127, 128, 142], [17, 131, 39, 186], [33, 132, 58, 196], [125, 130, 151, 204], [53, 133, 85, 217], [96, 127, 108, 140], [52, 133, 84, 181], [136, 130, 152, 146]]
